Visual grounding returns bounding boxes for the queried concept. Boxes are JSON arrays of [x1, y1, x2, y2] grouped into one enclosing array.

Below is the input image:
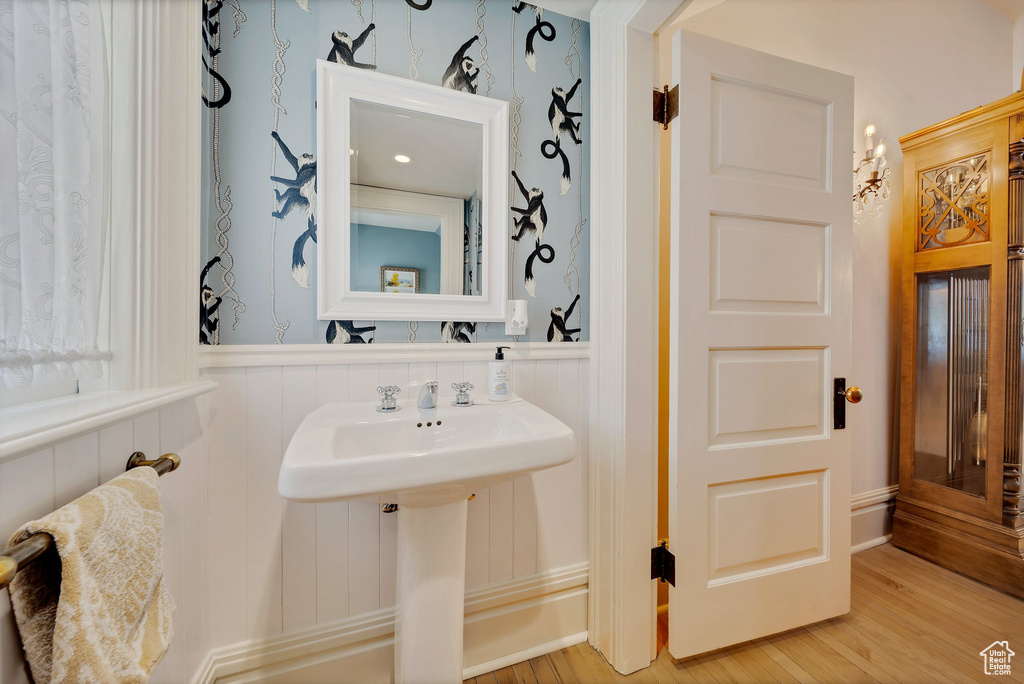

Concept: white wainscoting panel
[[202, 357, 590, 657], [0, 396, 209, 684], [282, 366, 318, 633], [192, 563, 589, 684], [0, 356, 588, 683]]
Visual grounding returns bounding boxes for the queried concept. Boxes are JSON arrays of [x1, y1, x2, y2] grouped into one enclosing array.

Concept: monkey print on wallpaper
[[328, 24, 377, 70], [200, 257, 223, 345], [548, 295, 581, 342], [441, 321, 477, 343], [510, 170, 547, 243], [269, 132, 318, 289], [514, 2, 556, 73], [201, 0, 232, 108], [542, 78, 583, 195], [327, 321, 376, 344], [511, 170, 556, 298], [442, 37, 481, 94], [200, 1, 589, 344], [525, 243, 555, 298]]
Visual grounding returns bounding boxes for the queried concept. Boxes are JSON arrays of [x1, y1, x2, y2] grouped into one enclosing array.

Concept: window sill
[[0, 380, 217, 463]]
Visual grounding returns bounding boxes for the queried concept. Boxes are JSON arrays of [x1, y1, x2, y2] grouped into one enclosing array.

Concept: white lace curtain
[[0, 0, 109, 390]]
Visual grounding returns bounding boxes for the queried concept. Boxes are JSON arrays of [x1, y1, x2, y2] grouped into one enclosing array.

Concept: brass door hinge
[[653, 85, 679, 129]]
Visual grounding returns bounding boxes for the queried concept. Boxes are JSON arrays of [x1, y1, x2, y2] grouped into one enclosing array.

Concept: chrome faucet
[[376, 385, 401, 413], [417, 381, 438, 409], [452, 382, 474, 407]]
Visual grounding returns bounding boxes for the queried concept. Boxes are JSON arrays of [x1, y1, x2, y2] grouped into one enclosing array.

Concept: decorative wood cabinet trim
[[917, 152, 992, 251], [1005, 139, 1024, 527], [895, 92, 1024, 596]]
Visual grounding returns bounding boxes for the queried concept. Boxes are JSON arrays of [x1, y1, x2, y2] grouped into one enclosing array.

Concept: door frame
[[587, 0, 683, 674]]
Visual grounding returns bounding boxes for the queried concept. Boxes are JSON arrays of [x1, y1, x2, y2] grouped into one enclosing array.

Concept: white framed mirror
[[316, 60, 509, 322]]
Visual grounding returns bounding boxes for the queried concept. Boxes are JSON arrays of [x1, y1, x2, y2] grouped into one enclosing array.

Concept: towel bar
[[0, 452, 180, 591]]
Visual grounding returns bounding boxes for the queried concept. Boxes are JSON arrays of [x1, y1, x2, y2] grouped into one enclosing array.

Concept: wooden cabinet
[[895, 91, 1024, 596]]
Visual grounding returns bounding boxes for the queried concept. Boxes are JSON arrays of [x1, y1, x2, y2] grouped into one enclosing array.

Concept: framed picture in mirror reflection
[[381, 266, 420, 294]]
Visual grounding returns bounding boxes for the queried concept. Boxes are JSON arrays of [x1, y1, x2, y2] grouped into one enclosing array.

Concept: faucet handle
[[376, 385, 401, 413], [451, 382, 474, 407]]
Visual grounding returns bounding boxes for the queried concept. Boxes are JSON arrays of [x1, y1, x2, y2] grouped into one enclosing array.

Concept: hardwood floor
[[468, 543, 1024, 683]]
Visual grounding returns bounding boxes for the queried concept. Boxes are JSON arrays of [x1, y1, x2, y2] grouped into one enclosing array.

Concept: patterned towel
[[7, 467, 175, 683]]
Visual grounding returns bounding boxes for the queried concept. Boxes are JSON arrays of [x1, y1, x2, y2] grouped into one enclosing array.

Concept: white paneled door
[[668, 30, 854, 658]]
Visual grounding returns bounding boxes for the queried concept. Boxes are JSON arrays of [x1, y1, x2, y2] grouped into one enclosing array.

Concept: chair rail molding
[[198, 342, 590, 367], [106, 0, 202, 391], [589, 0, 680, 674]]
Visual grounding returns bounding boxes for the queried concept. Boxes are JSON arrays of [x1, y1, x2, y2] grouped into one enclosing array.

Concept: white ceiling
[[979, 0, 1024, 20], [666, 0, 726, 29], [351, 207, 441, 233], [350, 100, 482, 199], [530, 0, 597, 21], [652, 0, 1024, 26]]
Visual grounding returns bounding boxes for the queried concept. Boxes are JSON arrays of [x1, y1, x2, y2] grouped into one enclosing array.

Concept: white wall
[[1014, 15, 1024, 92], [676, 0, 1015, 502], [0, 396, 210, 684]]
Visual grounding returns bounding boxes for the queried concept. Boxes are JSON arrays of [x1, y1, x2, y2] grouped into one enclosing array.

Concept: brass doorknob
[[844, 386, 863, 404]]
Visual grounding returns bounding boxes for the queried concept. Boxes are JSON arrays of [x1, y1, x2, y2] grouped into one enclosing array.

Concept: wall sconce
[[853, 122, 891, 223]]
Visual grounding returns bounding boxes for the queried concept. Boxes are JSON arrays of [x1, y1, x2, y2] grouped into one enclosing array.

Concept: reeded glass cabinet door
[[914, 267, 989, 497]]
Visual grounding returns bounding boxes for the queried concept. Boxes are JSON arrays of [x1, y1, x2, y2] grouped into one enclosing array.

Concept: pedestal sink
[[278, 395, 575, 683]]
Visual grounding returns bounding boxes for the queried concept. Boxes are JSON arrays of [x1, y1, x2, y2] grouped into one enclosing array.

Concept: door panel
[[707, 470, 827, 585], [668, 30, 854, 659], [708, 347, 826, 446], [710, 76, 831, 190], [710, 214, 830, 314]]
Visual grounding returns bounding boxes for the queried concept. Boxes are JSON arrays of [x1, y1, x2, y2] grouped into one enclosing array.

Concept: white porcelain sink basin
[[279, 397, 575, 507], [278, 394, 575, 683]]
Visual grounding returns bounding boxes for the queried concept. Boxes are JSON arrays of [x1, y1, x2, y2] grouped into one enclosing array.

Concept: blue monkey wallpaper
[[200, 0, 590, 344]]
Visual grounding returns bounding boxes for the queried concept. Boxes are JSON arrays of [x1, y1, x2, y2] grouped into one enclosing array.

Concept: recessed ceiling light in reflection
[[394, 154, 412, 163]]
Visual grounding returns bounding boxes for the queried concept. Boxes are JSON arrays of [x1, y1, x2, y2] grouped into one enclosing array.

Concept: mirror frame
[[316, 60, 509, 322]]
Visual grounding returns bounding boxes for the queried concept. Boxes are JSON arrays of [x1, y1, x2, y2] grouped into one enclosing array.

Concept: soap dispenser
[[489, 346, 512, 402]]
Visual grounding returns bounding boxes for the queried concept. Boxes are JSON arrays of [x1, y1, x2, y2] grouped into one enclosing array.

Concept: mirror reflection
[[349, 100, 483, 297]]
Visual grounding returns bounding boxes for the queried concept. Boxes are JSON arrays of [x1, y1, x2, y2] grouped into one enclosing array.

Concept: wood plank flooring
[[467, 543, 1024, 683]]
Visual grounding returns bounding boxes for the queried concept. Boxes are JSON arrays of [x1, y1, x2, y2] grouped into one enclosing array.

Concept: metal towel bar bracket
[[0, 452, 180, 591], [126, 450, 180, 475]]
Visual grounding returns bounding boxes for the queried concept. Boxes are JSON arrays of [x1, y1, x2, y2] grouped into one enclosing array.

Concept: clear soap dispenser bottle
[[489, 346, 511, 402]]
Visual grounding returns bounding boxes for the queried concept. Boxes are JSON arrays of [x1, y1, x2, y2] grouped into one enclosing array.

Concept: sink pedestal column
[[395, 499, 469, 684]]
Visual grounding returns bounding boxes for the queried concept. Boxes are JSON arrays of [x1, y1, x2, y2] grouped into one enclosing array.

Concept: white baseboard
[[851, 485, 898, 553], [191, 563, 588, 684], [462, 632, 588, 679]]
